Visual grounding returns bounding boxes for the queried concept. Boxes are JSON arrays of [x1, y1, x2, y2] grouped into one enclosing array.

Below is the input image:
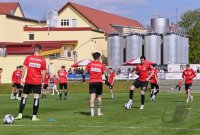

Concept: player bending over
[[58, 66, 68, 100], [125, 56, 152, 110], [182, 64, 196, 103], [105, 68, 115, 99], [150, 64, 159, 102], [15, 44, 46, 121], [82, 52, 107, 117]]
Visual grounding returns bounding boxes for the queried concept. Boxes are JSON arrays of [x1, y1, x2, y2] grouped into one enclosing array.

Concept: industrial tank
[[163, 33, 179, 64], [144, 34, 161, 64], [184, 37, 189, 64], [151, 17, 169, 34], [107, 34, 124, 67], [126, 34, 142, 61]]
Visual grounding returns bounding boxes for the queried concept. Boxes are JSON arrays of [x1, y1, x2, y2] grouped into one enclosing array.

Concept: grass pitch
[[0, 82, 200, 135]]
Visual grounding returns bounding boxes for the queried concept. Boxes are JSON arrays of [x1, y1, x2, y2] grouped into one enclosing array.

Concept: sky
[[1, 0, 200, 26]]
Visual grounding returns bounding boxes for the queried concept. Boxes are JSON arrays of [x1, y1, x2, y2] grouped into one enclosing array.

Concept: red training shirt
[[12, 69, 22, 84], [85, 61, 106, 83], [24, 55, 46, 85], [150, 68, 158, 84], [58, 70, 67, 83], [178, 80, 182, 87], [182, 68, 196, 84], [44, 73, 50, 84], [109, 71, 115, 84], [135, 62, 152, 82]]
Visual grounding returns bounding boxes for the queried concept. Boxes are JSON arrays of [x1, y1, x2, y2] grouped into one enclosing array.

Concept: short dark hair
[[140, 56, 146, 60], [92, 52, 101, 60], [0, 68, 2, 70], [186, 64, 190, 67], [61, 66, 65, 69], [108, 67, 112, 70], [16, 66, 19, 69], [34, 44, 42, 52], [152, 64, 157, 67]]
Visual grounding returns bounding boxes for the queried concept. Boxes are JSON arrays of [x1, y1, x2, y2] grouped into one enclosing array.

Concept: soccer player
[[82, 52, 107, 117], [14, 65, 23, 100], [182, 64, 196, 103], [105, 68, 115, 99], [58, 66, 68, 100], [11, 66, 19, 99], [125, 56, 152, 110], [15, 44, 46, 121], [42, 70, 50, 99], [0, 68, 3, 84], [150, 64, 159, 102], [175, 79, 182, 92], [51, 75, 59, 95]]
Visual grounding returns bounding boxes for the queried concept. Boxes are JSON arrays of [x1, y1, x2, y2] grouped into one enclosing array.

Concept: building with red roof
[[0, 1, 144, 83]]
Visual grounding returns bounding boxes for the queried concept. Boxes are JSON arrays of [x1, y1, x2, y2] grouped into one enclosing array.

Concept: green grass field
[[0, 81, 200, 135]]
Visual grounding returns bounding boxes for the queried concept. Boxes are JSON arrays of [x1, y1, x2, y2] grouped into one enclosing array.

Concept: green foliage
[[179, 9, 200, 63]]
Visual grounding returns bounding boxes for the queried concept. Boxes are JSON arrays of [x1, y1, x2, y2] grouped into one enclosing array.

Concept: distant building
[[0, 2, 143, 83]]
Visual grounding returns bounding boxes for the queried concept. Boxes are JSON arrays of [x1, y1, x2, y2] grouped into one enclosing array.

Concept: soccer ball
[[124, 103, 132, 109], [3, 114, 14, 124], [171, 88, 174, 90]]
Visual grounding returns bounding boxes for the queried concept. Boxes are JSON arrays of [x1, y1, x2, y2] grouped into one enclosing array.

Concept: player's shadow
[[170, 100, 185, 103], [22, 115, 32, 119], [74, 111, 91, 116]]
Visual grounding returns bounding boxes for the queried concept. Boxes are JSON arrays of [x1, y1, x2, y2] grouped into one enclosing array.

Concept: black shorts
[[12, 83, 16, 87], [23, 83, 42, 94], [133, 79, 148, 91], [43, 84, 48, 89], [185, 84, 192, 90], [151, 83, 159, 90], [59, 83, 67, 90], [89, 82, 102, 95], [13, 83, 23, 89], [105, 81, 113, 89]]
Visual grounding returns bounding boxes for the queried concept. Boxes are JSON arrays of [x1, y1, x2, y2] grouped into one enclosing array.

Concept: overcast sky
[[2, 0, 200, 26]]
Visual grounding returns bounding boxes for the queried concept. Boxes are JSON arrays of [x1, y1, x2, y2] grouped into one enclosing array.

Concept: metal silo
[[144, 34, 161, 64], [163, 33, 179, 64], [184, 37, 189, 64], [107, 34, 123, 67], [126, 34, 142, 61], [177, 35, 182, 64], [151, 17, 169, 34]]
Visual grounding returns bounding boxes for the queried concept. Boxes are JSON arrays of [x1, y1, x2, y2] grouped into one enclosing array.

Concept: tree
[[178, 9, 200, 63]]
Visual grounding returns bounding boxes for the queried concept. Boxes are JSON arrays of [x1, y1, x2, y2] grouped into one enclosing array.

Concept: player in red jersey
[[105, 68, 115, 99], [150, 64, 159, 102], [0, 68, 2, 84], [82, 52, 107, 117], [15, 44, 46, 121], [11, 66, 19, 99], [182, 64, 196, 103], [14, 65, 23, 100], [125, 56, 152, 110], [51, 75, 59, 95], [58, 66, 68, 100], [42, 70, 50, 99], [175, 79, 182, 92]]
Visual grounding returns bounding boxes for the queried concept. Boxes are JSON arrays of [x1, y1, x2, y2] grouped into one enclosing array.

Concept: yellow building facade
[[0, 2, 143, 83]]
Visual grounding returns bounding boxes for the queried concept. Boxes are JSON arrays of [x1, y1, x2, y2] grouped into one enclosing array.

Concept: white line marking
[[0, 125, 200, 131]]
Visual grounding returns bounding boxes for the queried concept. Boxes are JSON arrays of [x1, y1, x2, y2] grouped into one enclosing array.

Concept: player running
[[175, 79, 182, 92], [82, 52, 107, 117], [51, 75, 59, 95], [150, 64, 159, 102], [105, 68, 115, 99], [58, 66, 68, 100], [15, 44, 46, 121], [42, 70, 50, 99], [11, 66, 19, 99], [125, 56, 152, 110], [182, 64, 196, 103]]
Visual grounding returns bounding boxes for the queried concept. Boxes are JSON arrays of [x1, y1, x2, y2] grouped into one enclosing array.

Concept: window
[[72, 19, 77, 27], [29, 34, 34, 40], [61, 19, 69, 26]]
